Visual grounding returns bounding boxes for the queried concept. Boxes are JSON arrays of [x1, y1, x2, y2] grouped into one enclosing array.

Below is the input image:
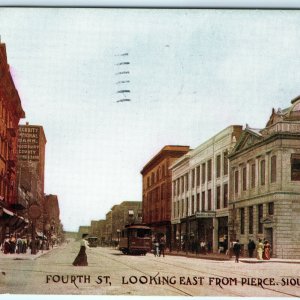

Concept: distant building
[[0, 42, 25, 241], [170, 126, 242, 253], [78, 226, 91, 240], [141, 145, 190, 248], [228, 97, 300, 259], [17, 123, 47, 203]]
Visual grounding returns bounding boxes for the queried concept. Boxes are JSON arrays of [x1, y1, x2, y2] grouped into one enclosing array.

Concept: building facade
[[170, 126, 242, 253], [141, 145, 190, 248], [0, 42, 26, 241], [228, 97, 300, 259]]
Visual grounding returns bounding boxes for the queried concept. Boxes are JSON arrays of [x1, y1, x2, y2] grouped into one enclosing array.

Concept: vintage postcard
[[0, 6, 299, 298]]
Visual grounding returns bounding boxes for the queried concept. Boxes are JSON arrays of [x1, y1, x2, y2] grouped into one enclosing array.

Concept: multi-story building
[[77, 226, 91, 240], [0, 42, 26, 241], [17, 122, 47, 201], [111, 201, 142, 243], [228, 97, 300, 259], [44, 194, 62, 242], [141, 145, 190, 248], [170, 126, 242, 253]]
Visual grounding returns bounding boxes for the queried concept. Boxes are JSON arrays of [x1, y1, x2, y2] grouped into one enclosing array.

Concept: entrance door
[[264, 227, 273, 256]]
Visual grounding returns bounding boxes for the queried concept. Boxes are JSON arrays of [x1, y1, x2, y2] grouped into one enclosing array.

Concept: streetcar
[[119, 224, 152, 255], [87, 236, 98, 247]]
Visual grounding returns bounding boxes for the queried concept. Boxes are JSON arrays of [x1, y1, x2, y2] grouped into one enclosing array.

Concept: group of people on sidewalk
[[1, 235, 29, 254], [233, 238, 271, 263]]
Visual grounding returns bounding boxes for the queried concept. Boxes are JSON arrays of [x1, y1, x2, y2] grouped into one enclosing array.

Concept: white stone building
[[228, 96, 300, 259], [170, 125, 242, 253]]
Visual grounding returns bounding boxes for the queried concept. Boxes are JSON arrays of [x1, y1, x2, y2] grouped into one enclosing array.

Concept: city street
[[0, 240, 299, 296]]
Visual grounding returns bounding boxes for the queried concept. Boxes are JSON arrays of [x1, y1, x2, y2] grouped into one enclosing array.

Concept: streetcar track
[[97, 251, 194, 296], [146, 255, 299, 297]]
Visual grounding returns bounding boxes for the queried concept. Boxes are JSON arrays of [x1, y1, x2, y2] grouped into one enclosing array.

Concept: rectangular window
[[191, 195, 195, 214], [202, 163, 206, 184], [258, 204, 263, 234], [240, 208, 245, 235], [216, 186, 221, 209], [173, 181, 176, 196], [181, 176, 184, 193], [196, 193, 200, 211], [216, 155, 221, 178], [208, 159, 212, 181], [185, 173, 189, 191], [223, 151, 228, 176], [248, 206, 253, 234], [234, 170, 239, 194], [177, 179, 180, 195], [196, 166, 200, 186], [192, 169, 195, 188], [177, 200, 180, 217], [268, 202, 274, 215], [186, 198, 189, 216], [260, 160, 265, 185], [201, 191, 205, 211], [291, 154, 300, 181], [271, 155, 277, 183], [223, 183, 228, 208], [208, 189, 212, 211], [242, 166, 247, 191], [181, 199, 184, 217], [251, 163, 256, 188]]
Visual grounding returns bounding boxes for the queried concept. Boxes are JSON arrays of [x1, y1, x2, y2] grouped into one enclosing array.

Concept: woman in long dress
[[256, 238, 264, 260], [263, 240, 271, 260], [73, 234, 89, 266]]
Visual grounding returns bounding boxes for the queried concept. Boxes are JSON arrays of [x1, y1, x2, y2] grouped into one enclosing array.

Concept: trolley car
[[87, 236, 98, 247], [119, 224, 152, 255]]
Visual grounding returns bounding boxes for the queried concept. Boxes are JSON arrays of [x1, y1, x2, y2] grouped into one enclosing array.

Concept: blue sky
[[0, 8, 300, 231]]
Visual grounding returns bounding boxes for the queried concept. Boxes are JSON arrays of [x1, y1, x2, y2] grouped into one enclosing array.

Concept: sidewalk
[[0, 247, 56, 260], [165, 250, 300, 263]]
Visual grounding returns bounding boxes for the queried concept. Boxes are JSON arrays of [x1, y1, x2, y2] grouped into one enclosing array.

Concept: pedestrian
[[3, 237, 10, 254], [153, 239, 159, 257], [16, 235, 23, 254], [9, 235, 16, 254], [256, 238, 264, 260], [73, 234, 89, 266], [200, 241, 206, 254], [247, 239, 256, 258], [233, 239, 241, 263], [263, 240, 271, 260], [159, 237, 165, 257]]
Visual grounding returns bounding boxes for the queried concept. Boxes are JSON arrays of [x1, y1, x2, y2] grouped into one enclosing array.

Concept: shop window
[[291, 154, 300, 181]]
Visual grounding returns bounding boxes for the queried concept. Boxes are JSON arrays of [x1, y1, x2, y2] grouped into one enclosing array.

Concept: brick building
[[170, 126, 242, 253], [228, 97, 300, 258], [0, 42, 26, 241], [141, 146, 190, 248]]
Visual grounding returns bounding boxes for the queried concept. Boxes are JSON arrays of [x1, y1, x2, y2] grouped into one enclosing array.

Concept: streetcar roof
[[125, 225, 151, 230]]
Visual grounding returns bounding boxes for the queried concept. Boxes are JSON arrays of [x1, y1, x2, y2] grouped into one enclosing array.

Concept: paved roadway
[[0, 239, 299, 296]]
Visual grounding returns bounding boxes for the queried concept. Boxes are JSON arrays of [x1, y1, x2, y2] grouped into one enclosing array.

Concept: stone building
[[78, 226, 91, 239], [111, 201, 142, 243], [141, 145, 190, 248], [0, 42, 26, 241], [170, 126, 242, 253], [228, 97, 300, 259]]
